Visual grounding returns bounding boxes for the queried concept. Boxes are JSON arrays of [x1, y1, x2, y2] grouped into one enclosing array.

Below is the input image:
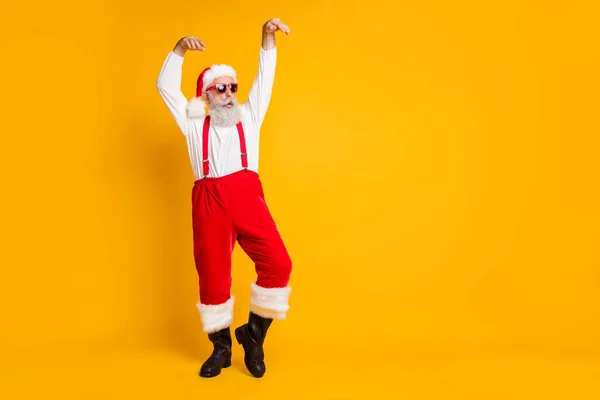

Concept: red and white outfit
[[156, 46, 292, 334]]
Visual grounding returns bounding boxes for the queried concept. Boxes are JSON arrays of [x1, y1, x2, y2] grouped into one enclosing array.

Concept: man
[[156, 18, 293, 378]]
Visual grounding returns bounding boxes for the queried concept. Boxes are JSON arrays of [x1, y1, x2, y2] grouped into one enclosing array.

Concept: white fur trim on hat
[[187, 97, 206, 118], [196, 296, 235, 333], [250, 283, 292, 320], [202, 64, 237, 91]]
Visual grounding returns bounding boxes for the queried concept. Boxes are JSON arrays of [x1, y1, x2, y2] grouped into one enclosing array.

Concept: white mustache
[[213, 98, 237, 108]]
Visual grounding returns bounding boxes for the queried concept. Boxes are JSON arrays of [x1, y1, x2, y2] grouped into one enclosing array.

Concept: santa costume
[[156, 45, 292, 378]]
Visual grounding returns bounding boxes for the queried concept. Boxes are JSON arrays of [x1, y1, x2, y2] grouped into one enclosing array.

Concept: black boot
[[199, 328, 232, 378], [234, 312, 273, 378]]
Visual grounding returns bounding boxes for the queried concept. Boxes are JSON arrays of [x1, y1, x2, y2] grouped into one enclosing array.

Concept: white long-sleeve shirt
[[156, 47, 277, 180]]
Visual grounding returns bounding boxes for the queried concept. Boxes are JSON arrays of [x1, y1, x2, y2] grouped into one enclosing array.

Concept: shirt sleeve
[[243, 46, 277, 129], [156, 51, 189, 134]]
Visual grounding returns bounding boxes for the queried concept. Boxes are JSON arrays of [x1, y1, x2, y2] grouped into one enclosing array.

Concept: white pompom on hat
[[186, 64, 237, 118]]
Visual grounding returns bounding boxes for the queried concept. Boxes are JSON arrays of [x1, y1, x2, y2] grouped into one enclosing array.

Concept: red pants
[[192, 170, 292, 333]]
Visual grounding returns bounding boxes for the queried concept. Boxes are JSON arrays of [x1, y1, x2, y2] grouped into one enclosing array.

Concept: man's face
[[203, 76, 237, 106]]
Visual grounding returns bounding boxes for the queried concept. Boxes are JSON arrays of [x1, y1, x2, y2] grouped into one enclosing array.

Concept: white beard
[[208, 96, 242, 127]]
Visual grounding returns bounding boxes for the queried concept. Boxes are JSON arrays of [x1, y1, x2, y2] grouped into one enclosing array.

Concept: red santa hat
[[187, 64, 237, 118]]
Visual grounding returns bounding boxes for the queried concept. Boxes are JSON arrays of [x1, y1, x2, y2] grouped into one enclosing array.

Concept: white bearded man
[[156, 18, 293, 378]]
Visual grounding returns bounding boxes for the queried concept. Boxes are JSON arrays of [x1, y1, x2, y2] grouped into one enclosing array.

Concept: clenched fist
[[263, 18, 290, 35]]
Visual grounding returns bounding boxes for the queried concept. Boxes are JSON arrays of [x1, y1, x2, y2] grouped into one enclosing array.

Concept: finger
[[279, 21, 290, 31], [275, 20, 289, 34]]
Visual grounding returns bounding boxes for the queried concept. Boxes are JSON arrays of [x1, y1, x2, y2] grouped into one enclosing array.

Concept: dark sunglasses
[[206, 83, 238, 94]]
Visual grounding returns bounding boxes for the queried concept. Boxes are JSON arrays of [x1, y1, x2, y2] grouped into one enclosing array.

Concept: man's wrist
[[261, 32, 276, 50], [173, 43, 186, 57]]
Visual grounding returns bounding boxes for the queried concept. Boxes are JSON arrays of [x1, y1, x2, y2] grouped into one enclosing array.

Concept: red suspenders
[[202, 116, 248, 178]]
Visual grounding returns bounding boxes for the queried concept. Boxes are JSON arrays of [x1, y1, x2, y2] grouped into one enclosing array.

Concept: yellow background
[[1, 0, 599, 398]]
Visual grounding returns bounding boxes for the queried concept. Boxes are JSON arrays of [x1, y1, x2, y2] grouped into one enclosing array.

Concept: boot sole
[[234, 326, 245, 346], [199, 360, 231, 378]]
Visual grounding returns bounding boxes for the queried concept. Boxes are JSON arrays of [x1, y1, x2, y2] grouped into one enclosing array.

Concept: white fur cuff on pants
[[250, 283, 292, 320], [196, 297, 234, 333]]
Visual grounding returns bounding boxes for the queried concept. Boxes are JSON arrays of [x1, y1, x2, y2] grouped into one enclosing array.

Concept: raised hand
[[263, 18, 291, 35], [174, 36, 206, 56]]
